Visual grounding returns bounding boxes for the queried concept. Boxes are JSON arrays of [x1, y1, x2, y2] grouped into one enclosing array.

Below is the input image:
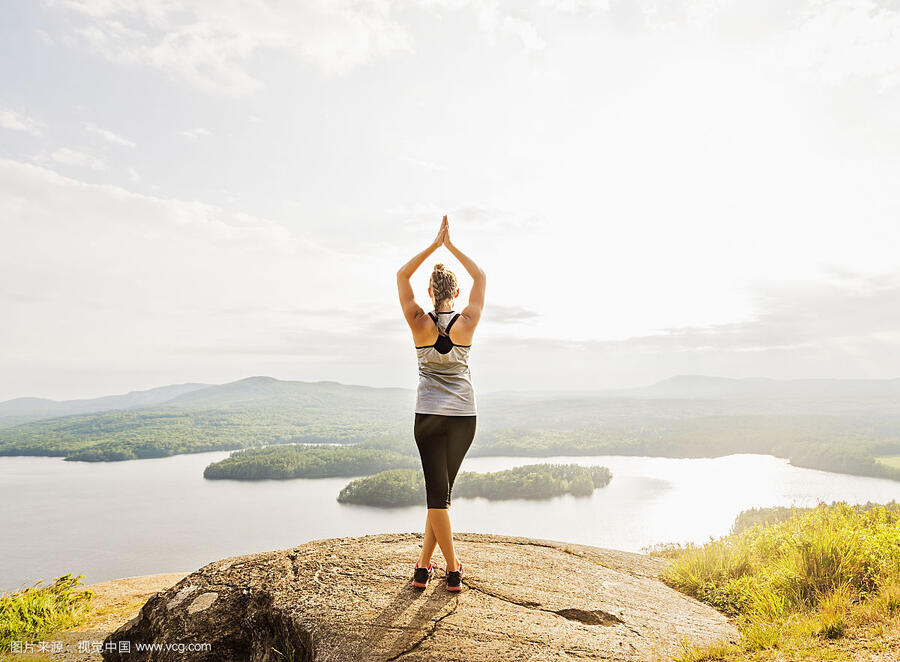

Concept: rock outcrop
[[101, 532, 738, 661]]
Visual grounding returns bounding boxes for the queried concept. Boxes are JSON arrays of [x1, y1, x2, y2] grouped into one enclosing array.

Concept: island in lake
[[203, 443, 418, 480], [336, 463, 613, 507]]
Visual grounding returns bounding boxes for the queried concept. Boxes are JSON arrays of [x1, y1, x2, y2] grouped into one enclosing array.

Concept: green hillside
[[473, 416, 900, 481], [2, 376, 899, 482], [877, 455, 900, 469], [0, 382, 208, 429], [0, 378, 413, 461], [0, 406, 410, 461]]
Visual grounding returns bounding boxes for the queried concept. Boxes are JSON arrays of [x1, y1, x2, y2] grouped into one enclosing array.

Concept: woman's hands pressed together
[[431, 215, 449, 249], [442, 215, 455, 250], [399, 213, 481, 283]]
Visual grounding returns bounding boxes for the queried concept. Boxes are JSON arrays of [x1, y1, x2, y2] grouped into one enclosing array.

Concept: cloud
[[50, 147, 107, 171], [531, 0, 900, 91], [160, 272, 900, 392], [398, 155, 447, 172], [180, 127, 211, 140], [50, 0, 415, 95], [194, 304, 363, 319], [85, 123, 136, 147], [820, 264, 862, 282], [538, 0, 610, 15], [484, 304, 542, 323], [610, 0, 900, 91], [594, 273, 900, 356], [779, 0, 900, 91], [42, 0, 900, 96], [0, 108, 42, 135], [388, 202, 543, 234], [0, 157, 382, 396], [477, 5, 547, 51], [10, 0, 900, 398], [459, 272, 900, 390], [0, 158, 386, 362], [1, 158, 293, 249], [4, 152, 899, 393]]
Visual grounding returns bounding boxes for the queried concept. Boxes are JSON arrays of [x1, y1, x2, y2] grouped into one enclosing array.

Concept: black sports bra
[[415, 311, 471, 354]]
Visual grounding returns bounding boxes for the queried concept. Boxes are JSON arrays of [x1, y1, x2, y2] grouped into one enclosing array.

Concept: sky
[[2, 0, 900, 401]]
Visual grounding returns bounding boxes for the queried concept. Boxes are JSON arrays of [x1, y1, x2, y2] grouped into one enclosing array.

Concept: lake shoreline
[[3, 452, 899, 592], [5, 441, 898, 484]]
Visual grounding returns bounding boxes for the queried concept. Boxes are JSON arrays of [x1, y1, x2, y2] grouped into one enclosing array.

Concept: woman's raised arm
[[396, 217, 447, 327], [444, 224, 485, 322]]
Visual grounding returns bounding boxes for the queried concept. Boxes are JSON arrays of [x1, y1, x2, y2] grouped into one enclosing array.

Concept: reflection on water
[[1, 452, 898, 590]]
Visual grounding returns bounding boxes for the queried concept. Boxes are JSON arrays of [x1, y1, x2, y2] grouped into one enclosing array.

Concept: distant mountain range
[[3, 374, 900, 430], [0, 376, 414, 430], [1, 375, 898, 476], [164, 376, 410, 411], [0, 382, 209, 428]]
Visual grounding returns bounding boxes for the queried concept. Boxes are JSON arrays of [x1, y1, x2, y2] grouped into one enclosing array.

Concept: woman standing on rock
[[396, 214, 485, 592]]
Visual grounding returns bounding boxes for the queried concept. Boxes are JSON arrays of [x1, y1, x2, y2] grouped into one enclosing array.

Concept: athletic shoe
[[411, 560, 436, 589], [445, 561, 463, 592]]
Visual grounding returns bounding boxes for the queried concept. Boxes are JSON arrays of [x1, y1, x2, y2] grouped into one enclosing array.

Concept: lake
[[1, 452, 898, 590]]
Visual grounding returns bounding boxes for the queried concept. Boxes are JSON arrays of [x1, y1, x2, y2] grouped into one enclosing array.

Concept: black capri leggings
[[414, 413, 477, 509]]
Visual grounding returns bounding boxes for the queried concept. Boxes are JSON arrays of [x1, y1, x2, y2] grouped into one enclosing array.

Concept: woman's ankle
[[446, 559, 461, 572]]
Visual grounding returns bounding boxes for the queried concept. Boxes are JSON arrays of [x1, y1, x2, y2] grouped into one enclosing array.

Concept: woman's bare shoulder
[[449, 312, 477, 345]]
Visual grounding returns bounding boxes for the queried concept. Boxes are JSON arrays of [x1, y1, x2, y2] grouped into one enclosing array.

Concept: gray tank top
[[414, 310, 477, 416]]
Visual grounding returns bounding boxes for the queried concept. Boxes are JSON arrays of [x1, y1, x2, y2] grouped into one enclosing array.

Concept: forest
[[204, 443, 418, 479], [336, 463, 613, 507]]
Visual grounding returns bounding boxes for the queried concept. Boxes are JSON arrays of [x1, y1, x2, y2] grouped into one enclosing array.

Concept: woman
[[396, 214, 485, 592]]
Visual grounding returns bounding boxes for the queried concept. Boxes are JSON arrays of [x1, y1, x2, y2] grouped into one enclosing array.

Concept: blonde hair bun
[[429, 263, 458, 308]]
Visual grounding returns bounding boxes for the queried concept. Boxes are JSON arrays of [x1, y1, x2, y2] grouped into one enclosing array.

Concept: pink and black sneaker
[[445, 562, 463, 592], [411, 560, 436, 589]]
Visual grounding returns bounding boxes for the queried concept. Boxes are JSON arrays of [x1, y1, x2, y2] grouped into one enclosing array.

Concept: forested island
[[335, 463, 613, 507], [203, 443, 418, 479]]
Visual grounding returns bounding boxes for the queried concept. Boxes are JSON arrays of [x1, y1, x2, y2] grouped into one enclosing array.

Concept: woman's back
[[415, 311, 477, 416]]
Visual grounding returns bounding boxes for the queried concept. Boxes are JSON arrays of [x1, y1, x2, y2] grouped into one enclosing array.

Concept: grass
[[876, 455, 900, 469], [652, 502, 900, 660], [272, 645, 298, 662], [0, 574, 93, 654]]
